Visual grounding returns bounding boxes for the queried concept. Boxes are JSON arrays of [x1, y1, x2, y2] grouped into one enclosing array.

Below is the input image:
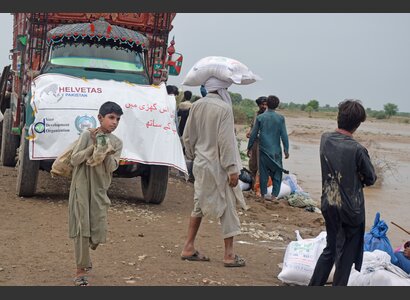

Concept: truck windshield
[[50, 43, 145, 73]]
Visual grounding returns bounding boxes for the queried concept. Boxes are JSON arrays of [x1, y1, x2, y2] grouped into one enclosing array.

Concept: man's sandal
[[181, 250, 210, 261], [224, 254, 246, 267]]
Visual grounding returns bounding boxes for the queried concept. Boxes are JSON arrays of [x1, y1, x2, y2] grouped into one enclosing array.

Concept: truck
[[0, 13, 184, 204]]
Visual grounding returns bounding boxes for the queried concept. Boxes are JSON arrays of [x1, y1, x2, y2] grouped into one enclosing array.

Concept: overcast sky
[[1, 13, 409, 112]]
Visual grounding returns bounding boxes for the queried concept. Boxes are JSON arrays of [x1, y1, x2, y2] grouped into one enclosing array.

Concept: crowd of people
[[64, 81, 410, 287]]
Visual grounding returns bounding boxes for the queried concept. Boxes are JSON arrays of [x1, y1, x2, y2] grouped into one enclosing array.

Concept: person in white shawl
[[180, 76, 246, 267]]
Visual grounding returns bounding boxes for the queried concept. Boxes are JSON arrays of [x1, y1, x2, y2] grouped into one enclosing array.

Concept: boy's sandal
[[74, 275, 89, 286]]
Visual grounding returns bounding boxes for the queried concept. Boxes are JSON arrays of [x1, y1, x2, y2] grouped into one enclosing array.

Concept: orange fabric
[[253, 174, 272, 197]]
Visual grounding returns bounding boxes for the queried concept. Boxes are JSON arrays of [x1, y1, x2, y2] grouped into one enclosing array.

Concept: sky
[[1, 13, 409, 112]]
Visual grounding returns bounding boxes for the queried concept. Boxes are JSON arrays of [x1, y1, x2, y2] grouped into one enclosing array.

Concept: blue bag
[[363, 212, 398, 264]]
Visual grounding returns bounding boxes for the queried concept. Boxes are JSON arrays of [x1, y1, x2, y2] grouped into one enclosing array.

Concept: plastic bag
[[86, 134, 115, 167], [364, 212, 398, 264], [282, 174, 302, 193], [239, 168, 252, 184], [182, 56, 261, 86]]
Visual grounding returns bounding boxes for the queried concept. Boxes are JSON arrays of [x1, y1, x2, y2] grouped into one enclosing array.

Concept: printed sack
[[278, 230, 327, 285]]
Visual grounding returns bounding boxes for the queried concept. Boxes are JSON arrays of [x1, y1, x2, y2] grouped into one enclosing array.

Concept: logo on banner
[[33, 118, 70, 134], [40, 83, 64, 103], [75, 115, 97, 134], [34, 120, 46, 133]]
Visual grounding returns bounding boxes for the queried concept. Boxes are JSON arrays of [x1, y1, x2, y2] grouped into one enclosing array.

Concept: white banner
[[28, 73, 187, 173]]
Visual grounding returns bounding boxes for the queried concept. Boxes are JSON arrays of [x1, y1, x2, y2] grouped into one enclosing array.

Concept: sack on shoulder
[[50, 140, 78, 178]]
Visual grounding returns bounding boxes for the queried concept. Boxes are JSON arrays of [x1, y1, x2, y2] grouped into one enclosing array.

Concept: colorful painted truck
[[0, 13, 185, 204]]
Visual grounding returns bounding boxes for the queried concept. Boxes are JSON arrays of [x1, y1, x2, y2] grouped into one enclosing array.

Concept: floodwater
[[285, 139, 410, 248], [238, 115, 410, 248]]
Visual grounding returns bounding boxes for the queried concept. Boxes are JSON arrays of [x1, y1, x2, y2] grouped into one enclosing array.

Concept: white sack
[[182, 56, 261, 86], [348, 250, 410, 286], [278, 230, 327, 285], [267, 181, 292, 199], [239, 180, 251, 191]]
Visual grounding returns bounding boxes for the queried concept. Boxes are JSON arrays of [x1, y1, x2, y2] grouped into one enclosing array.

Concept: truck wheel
[[16, 127, 40, 197], [1, 109, 19, 167], [141, 165, 169, 204], [0, 119, 3, 150]]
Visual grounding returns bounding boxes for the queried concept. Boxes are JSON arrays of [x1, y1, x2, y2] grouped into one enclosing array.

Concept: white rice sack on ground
[[182, 56, 261, 86], [267, 182, 291, 199], [239, 180, 251, 191], [278, 231, 327, 285], [348, 250, 410, 286]]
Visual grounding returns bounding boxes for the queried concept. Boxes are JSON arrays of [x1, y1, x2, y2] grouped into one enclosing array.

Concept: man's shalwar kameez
[[183, 93, 243, 238], [248, 109, 289, 197]]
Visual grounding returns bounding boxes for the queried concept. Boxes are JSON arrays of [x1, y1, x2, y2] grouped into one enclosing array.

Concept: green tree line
[[180, 89, 406, 124]]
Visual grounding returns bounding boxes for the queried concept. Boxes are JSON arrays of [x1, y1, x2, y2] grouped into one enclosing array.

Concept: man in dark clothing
[[246, 96, 267, 190], [166, 85, 179, 97], [309, 99, 377, 286], [177, 90, 193, 137], [177, 90, 194, 181]]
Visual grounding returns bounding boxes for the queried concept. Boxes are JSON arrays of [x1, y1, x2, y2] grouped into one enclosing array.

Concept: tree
[[305, 105, 314, 118], [228, 92, 243, 105], [288, 102, 299, 110], [383, 103, 398, 118], [239, 99, 255, 108], [306, 99, 319, 111], [279, 102, 288, 109]]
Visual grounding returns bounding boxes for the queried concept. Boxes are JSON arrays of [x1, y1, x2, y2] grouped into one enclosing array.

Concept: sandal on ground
[[181, 250, 210, 261], [74, 275, 89, 286], [224, 254, 246, 267]]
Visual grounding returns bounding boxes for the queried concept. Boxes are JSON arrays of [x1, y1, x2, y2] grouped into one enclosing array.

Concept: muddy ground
[[0, 112, 409, 286]]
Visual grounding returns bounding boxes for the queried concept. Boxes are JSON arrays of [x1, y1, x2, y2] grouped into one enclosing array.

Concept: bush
[[374, 111, 387, 119], [369, 111, 387, 119], [233, 105, 254, 125]]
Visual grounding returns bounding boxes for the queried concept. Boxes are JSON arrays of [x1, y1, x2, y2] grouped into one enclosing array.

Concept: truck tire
[[141, 165, 169, 204], [0, 119, 3, 151], [1, 109, 19, 167], [16, 127, 40, 197]]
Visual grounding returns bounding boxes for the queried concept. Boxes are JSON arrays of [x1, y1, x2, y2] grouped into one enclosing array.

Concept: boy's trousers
[[74, 236, 93, 269]]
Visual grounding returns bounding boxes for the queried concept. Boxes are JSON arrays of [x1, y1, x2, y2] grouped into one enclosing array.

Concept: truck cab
[[0, 14, 184, 204]]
